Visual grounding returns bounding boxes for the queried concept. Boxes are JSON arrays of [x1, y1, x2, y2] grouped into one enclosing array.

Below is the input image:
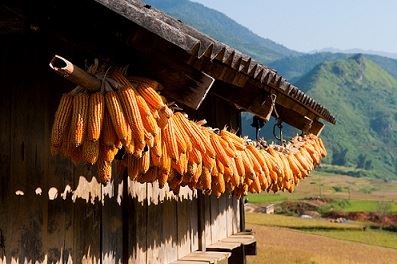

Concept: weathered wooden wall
[[0, 33, 242, 264]]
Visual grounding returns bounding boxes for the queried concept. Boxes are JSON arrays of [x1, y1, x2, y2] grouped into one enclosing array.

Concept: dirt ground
[[247, 224, 397, 264]]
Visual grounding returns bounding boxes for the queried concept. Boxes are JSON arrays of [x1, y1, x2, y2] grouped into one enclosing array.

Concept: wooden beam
[[49, 55, 102, 91], [273, 105, 313, 132], [212, 81, 317, 131], [309, 119, 325, 135], [211, 81, 273, 122]]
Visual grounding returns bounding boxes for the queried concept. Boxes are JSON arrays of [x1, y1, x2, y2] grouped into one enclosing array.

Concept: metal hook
[[273, 118, 284, 145]]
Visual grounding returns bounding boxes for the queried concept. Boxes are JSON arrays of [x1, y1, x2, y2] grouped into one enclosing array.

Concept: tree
[[356, 154, 366, 169], [364, 160, 373, 170], [332, 147, 348, 165], [377, 201, 392, 229]]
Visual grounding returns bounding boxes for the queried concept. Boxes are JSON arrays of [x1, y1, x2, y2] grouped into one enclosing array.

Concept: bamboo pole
[[49, 55, 101, 91]]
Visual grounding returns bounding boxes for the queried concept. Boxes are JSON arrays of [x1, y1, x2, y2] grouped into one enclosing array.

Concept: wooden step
[[171, 251, 231, 264], [221, 234, 256, 256]]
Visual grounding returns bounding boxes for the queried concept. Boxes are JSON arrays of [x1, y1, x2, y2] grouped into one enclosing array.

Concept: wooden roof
[[93, 0, 335, 133]]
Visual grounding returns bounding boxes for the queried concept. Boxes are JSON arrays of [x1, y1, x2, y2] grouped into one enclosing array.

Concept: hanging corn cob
[[51, 93, 74, 152], [51, 68, 328, 197], [70, 92, 89, 147]]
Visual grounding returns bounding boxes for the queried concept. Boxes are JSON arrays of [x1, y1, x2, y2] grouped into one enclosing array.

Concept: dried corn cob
[[82, 140, 99, 165], [102, 109, 118, 147], [162, 121, 179, 161], [70, 93, 89, 147], [170, 117, 187, 154], [87, 92, 104, 142], [173, 115, 193, 152], [174, 112, 207, 154], [220, 129, 246, 151], [101, 143, 119, 163], [51, 93, 73, 149], [210, 134, 232, 167], [97, 157, 112, 183], [136, 81, 166, 111], [194, 124, 216, 158], [105, 91, 129, 144], [136, 94, 159, 136], [199, 167, 211, 190], [118, 86, 145, 145]]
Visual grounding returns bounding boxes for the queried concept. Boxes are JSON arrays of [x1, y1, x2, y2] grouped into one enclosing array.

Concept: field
[[246, 223, 397, 264], [245, 171, 397, 263], [247, 172, 397, 205]]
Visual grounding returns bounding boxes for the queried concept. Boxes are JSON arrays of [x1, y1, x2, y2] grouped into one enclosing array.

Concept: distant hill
[[313, 48, 397, 60], [295, 55, 397, 180], [269, 53, 397, 83], [145, 0, 300, 63]]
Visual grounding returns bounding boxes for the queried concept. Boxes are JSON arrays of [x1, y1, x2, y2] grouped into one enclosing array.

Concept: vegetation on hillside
[[145, 0, 300, 63], [296, 55, 397, 179]]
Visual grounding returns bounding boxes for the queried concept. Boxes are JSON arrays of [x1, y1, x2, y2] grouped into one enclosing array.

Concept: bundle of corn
[[50, 69, 327, 197]]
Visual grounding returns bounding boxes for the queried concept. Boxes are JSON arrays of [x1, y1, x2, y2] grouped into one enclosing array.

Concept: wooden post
[[49, 55, 101, 91]]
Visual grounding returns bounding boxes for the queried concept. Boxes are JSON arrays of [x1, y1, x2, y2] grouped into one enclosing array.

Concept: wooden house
[[0, 0, 335, 263]]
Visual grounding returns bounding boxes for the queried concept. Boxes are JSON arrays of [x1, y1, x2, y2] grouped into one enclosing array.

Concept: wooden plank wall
[[0, 36, 242, 264]]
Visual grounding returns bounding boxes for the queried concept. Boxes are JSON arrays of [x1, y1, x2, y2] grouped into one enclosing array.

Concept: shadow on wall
[[0, 168, 239, 264]]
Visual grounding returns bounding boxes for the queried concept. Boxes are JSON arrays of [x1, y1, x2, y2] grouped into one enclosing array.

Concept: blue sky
[[192, 0, 397, 54]]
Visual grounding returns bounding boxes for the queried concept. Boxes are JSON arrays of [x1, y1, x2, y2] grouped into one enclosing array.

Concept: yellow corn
[[218, 136, 237, 158], [118, 86, 145, 145], [82, 140, 99, 165], [194, 124, 216, 158], [51, 93, 73, 149], [234, 152, 246, 179], [174, 112, 207, 154], [127, 154, 139, 180], [102, 109, 118, 147], [136, 81, 166, 111], [105, 91, 129, 144], [136, 94, 159, 136], [170, 118, 188, 154], [200, 167, 211, 190], [173, 115, 193, 153], [210, 134, 232, 167], [241, 151, 255, 179], [100, 142, 119, 163], [220, 129, 246, 151], [70, 93, 89, 147], [162, 121, 179, 161], [97, 157, 112, 183], [87, 92, 104, 142]]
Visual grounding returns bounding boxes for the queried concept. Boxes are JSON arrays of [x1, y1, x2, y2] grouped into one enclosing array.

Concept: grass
[[310, 229, 397, 249], [246, 213, 363, 231], [246, 224, 397, 264], [247, 172, 397, 207], [246, 193, 288, 204], [322, 199, 397, 213], [246, 212, 397, 263]]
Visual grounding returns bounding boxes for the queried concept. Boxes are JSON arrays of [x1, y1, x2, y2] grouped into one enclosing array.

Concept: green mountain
[[296, 55, 397, 180], [145, 0, 300, 63], [269, 53, 397, 83]]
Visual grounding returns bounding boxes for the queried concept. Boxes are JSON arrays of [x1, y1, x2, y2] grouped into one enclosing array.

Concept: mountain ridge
[[295, 55, 397, 179], [144, 0, 300, 63]]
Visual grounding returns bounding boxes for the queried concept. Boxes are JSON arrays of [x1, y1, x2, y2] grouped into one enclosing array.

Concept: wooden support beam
[[309, 119, 325, 135], [49, 55, 102, 91], [211, 82, 273, 122], [212, 81, 318, 131], [273, 105, 313, 132]]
